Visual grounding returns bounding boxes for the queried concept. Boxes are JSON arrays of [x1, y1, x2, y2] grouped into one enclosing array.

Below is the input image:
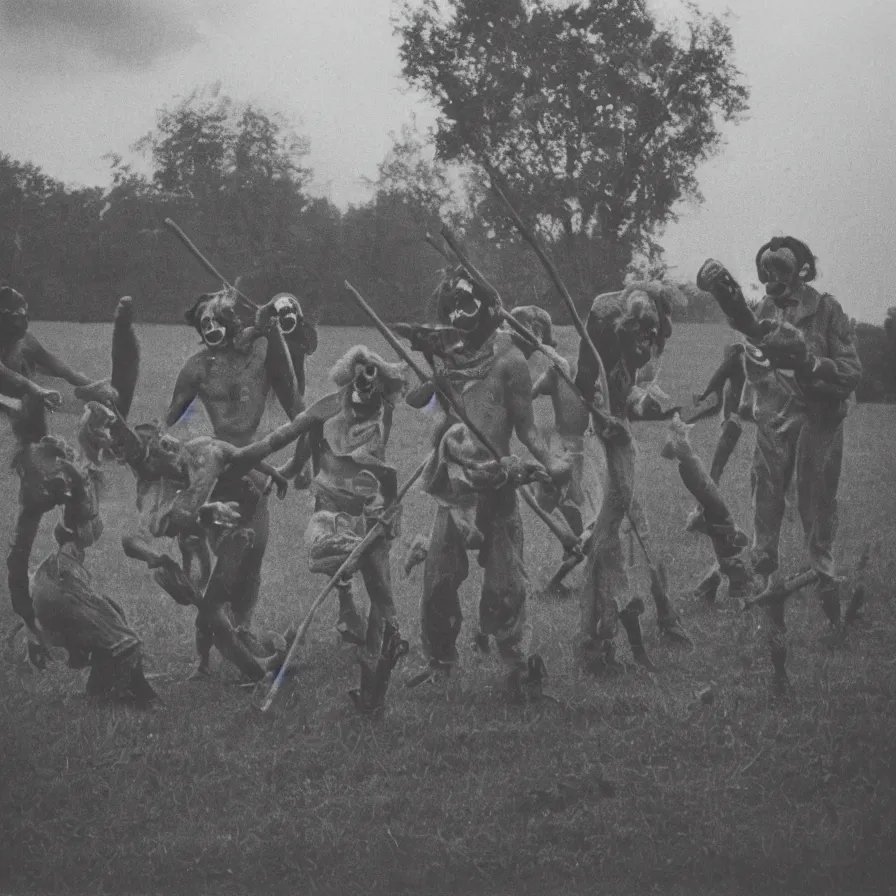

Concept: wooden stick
[[342, 280, 579, 549], [163, 218, 259, 311], [426, 226, 626, 444], [257, 454, 430, 713], [478, 168, 611, 424], [743, 570, 819, 610]]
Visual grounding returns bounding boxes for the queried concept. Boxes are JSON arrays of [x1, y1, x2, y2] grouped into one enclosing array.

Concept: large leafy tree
[[133, 84, 312, 277], [397, 0, 749, 295]]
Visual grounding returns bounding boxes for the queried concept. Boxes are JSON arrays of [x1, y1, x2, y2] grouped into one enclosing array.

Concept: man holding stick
[[161, 291, 298, 675], [276, 343, 412, 711], [382, 265, 571, 697]]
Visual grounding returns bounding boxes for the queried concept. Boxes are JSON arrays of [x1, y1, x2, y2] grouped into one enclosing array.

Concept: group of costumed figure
[[0, 227, 868, 713]]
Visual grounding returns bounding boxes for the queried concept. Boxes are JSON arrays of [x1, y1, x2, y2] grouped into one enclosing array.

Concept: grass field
[[2, 321, 896, 896]]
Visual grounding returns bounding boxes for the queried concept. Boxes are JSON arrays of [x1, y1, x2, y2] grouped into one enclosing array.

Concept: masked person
[[399, 268, 570, 697], [161, 292, 299, 672], [266, 292, 318, 489], [9, 394, 157, 708], [0, 284, 118, 416], [698, 237, 862, 643], [572, 281, 691, 668], [277, 345, 410, 712]]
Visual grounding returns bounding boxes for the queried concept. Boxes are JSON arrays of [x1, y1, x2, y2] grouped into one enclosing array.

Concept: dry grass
[[2, 322, 895, 896]]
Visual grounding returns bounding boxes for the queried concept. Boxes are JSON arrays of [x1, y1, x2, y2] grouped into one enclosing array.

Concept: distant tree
[[133, 84, 312, 277], [396, 0, 750, 297]]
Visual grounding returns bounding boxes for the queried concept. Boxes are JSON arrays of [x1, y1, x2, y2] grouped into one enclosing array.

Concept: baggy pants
[[32, 553, 144, 696], [195, 470, 269, 663], [751, 411, 843, 582], [420, 485, 530, 668]]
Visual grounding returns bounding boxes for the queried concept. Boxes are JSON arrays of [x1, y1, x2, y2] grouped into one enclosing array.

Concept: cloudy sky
[[1, 0, 893, 321]]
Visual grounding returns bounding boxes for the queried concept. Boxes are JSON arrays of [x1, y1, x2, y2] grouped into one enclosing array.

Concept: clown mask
[[185, 290, 242, 348]]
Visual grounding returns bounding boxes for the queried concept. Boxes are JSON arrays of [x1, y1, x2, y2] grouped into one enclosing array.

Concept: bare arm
[[0, 357, 43, 399], [165, 357, 201, 428], [505, 354, 552, 469], [23, 333, 92, 387], [229, 391, 343, 474]]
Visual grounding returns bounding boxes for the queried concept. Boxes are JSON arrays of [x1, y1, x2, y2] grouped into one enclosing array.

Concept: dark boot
[[349, 621, 409, 713], [127, 657, 159, 709], [581, 636, 625, 676], [618, 598, 655, 670], [844, 585, 865, 627], [652, 563, 692, 647]]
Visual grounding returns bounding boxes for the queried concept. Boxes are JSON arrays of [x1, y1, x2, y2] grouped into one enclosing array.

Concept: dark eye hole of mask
[[355, 365, 378, 392]]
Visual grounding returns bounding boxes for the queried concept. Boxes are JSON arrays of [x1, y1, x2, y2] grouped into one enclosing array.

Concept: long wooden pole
[[163, 217, 259, 311], [342, 281, 579, 549], [257, 454, 429, 713]]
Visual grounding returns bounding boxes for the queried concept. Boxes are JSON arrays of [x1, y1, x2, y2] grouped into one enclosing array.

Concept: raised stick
[[342, 280, 579, 549], [478, 169, 612, 425], [434, 225, 626, 444], [163, 218, 259, 311]]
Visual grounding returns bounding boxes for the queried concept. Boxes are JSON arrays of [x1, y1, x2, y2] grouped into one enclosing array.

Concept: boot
[[350, 621, 409, 713], [618, 598, 655, 670], [581, 635, 625, 676], [651, 564, 692, 647], [723, 558, 753, 602], [127, 657, 160, 709]]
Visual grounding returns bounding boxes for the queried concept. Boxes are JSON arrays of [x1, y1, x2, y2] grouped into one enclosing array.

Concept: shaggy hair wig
[[329, 345, 408, 399]]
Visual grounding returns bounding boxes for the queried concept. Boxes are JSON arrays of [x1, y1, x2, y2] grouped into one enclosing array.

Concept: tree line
[[1, 0, 892, 398]]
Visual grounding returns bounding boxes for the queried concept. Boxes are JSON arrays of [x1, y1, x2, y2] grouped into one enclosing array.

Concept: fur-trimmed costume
[[299, 346, 407, 658]]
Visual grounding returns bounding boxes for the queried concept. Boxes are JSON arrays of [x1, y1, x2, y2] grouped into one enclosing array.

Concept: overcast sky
[[1, 0, 893, 321]]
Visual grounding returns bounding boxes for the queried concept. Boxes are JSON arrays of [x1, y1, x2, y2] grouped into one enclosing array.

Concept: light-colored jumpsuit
[[746, 287, 862, 613]]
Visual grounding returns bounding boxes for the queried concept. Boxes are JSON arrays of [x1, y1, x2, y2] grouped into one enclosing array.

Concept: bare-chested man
[[399, 268, 570, 696], [166, 287, 299, 446], [159, 290, 299, 675]]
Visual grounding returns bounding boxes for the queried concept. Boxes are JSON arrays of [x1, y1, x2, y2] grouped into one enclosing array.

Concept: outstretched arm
[[229, 391, 343, 475], [23, 333, 92, 388], [165, 358, 201, 428], [0, 357, 45, 400]]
